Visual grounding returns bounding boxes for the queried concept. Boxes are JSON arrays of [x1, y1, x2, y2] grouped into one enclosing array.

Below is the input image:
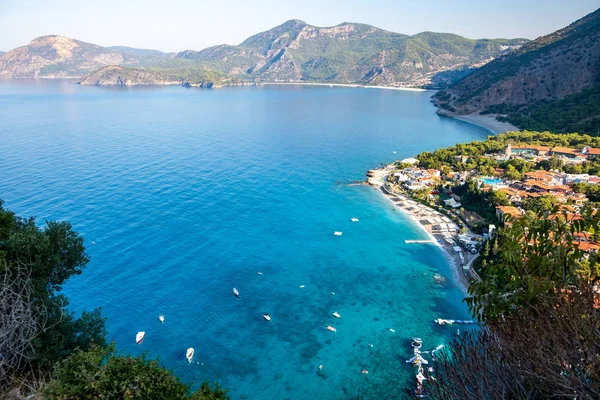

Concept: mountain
[[432, 8, 600, 135], [0, 22, 526, 87], [0, 51, 5, 56], [175, 20, 527, 87], [0, 35, 172, 78]]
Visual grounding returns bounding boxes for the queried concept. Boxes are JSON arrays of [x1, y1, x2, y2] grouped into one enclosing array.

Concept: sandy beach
[[259, 82, 429, 92], [367, 169, 474, 292], [449, 113, 519, 135]]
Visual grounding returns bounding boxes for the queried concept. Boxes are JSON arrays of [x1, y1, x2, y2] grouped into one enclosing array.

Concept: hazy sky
[[1, 0, 598, 52]]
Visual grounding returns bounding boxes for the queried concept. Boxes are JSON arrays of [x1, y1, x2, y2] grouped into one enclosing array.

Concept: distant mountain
[[0, 35, 173, 78], [433, 7, 600, 135], [0, 22, 526, 87], [175, 19, 527, 87], [0, 51, 5, 57], [79, 65, 241, 88]]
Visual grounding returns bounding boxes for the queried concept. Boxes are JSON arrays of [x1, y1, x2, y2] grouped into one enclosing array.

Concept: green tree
[[44, 345, 229, 400]]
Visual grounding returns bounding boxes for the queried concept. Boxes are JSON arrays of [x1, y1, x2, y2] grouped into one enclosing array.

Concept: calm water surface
[[0, 81, 488, 399]]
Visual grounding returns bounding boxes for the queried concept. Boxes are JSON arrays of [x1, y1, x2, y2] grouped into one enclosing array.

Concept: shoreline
[[441, 112, 519, 135], [366, 170, 472, 293], [259, 82, 430, 92]]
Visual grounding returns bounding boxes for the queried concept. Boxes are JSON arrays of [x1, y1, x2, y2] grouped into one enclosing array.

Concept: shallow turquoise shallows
[[0, 81, 488, 399]]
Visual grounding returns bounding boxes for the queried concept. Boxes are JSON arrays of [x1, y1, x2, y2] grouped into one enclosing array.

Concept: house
[[496, 206, 522, 220], [551, 146, 579, 159], [582, 146, 600, 159]]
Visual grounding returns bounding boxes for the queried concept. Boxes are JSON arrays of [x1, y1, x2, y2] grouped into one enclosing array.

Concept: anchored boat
[[186, 348, 194, 364], [332, 311, 341, 318], [326, 325, 337, 332], [233, 288, 240, 297], [263, 314, 271, 321], [158, 314, 165, 324], [136, 331, 145, 344]]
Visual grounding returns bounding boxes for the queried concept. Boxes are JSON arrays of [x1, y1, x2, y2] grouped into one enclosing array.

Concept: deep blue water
[[0, 80, 488, 399]]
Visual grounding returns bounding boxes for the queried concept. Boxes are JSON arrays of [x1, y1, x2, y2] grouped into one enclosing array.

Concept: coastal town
[[367, 135, 600, 286]]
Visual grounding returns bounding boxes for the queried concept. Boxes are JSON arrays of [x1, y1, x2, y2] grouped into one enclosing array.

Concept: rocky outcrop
[[79, 66, 179, 86]]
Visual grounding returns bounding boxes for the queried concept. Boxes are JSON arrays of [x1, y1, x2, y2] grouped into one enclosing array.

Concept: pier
[[404, 239, 436, 244]]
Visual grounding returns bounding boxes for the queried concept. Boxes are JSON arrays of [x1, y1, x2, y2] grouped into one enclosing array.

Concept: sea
[[0, 80, 489, 399]]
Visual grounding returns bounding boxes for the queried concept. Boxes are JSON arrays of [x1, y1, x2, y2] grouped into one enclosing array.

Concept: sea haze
[[0, 81, 488, 399]]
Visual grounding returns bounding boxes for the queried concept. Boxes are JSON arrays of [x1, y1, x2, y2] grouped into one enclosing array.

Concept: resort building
[[496, 206, 523, 220]]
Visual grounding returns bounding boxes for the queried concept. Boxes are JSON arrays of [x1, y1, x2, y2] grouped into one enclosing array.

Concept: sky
[[1, 0, 598, 52]]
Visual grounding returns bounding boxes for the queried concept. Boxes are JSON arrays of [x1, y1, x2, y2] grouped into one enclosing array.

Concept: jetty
[[404, 239, 435, 244]]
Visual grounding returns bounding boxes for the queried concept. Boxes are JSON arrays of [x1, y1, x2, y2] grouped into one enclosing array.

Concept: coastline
[[258, 82, 429, 91], [367, 170, 472, 293], [442, 113, 519, 135]]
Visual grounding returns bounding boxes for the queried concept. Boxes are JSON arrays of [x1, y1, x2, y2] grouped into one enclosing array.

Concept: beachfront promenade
[[368, 168, 480, 289]]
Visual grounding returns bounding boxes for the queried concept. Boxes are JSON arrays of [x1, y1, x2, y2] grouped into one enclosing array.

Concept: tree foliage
[[44, 345, 229, 400], [467, 206, 600, 321]]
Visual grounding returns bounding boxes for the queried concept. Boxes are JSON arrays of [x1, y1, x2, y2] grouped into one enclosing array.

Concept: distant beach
[[259, 82, 429, 92], [445, 113, 518, 135]]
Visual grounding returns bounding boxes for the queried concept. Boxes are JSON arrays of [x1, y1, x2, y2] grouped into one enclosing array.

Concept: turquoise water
[[0, 81, 487, 399], [481, 177, 504, 186]]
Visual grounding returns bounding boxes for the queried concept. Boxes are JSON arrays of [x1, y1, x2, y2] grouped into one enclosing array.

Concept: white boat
[[233, 288, 240, 297], [186, 348, 194, 363], [326, 325, 337, 332], [136, 331, 145, 344], [334, 231, 343, 236], [158, 314, 165, 324], [389, 328, 395, 333], [361, 369, 369, 374], [300, 285, 305, 288], [263, 314, 271, 321], [412, 337, 423, 349], [332, 312, 341, 318], [351, 217, 359, 222]]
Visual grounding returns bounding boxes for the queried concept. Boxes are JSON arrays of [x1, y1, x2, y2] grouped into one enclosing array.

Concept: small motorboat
[[361, 369, 369, 374], [334, 231, 343, 236], [389, 328, 395, 333], [326, 325, 337, 332], [263, 314, 271, 321], [351, 217, 359, 222], [300, 285, 305, 288], [332, 312, 341, 318], [186, 348, 194, 364], [158, 314, 165, 324], [318, 364, 323, 371], [393, 151, 397, 154], [412, 337, 423, 349], [136, 331, 145, 344], [258, 272, 263, 275], [233, 288, 240, 297]]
